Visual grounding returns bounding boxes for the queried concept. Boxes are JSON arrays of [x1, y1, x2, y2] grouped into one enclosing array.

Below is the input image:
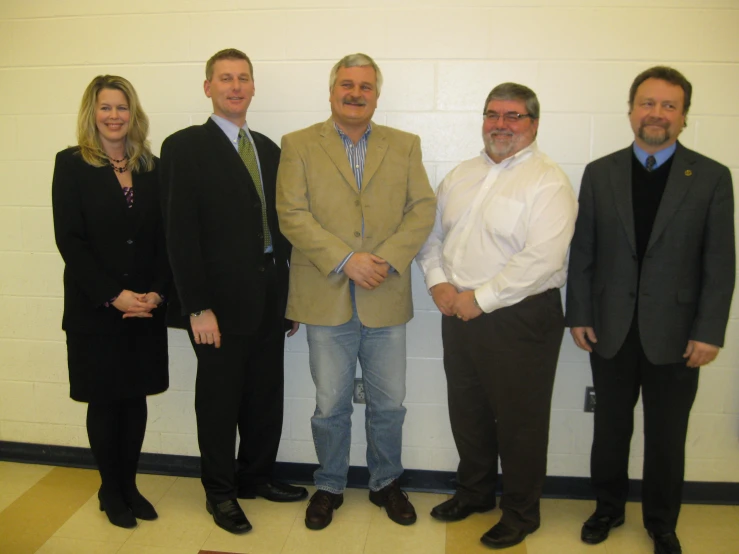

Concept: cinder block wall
[[1, 0, 737, 482]]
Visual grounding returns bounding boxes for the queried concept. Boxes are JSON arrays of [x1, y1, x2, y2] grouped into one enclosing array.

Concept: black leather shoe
[[480, 521, 538, 549], [581, 513, 625, 544], [430, 496, 496, 522], [238, 481, 309, 502], [98, 489, 137, 529], [369, 480, 417, 526], [206, 499, 252, 534], [649, 531, 682, 554], [305, 490, 344, 530]]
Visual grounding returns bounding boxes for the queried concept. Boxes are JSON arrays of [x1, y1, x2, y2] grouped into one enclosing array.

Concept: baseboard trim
[[1, 440, 737, 505]]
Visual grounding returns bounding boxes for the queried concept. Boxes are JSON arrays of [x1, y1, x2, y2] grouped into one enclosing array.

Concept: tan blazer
[[277, 119, 436, 327]]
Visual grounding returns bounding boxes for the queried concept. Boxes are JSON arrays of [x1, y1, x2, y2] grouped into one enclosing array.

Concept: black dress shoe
[[581, 513, 625, 544], [238, 481, 309, 502], [369, 480, 417, 526], [480, 521, 538, 549], [430, 496, 496, 522], [649, 531, 682, 554], [206, 498, 252, 534], [305, 490, 344, 530], [98, 489, 137, 529]]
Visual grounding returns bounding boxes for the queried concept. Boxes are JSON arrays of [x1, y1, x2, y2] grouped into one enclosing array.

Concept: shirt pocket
[[484, 197, 525, 237]]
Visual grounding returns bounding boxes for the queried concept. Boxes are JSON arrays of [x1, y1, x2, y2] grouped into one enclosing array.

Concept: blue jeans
[[306, 290, 407, 493]]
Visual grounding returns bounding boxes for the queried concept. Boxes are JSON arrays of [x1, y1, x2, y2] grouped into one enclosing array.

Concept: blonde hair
[[76, 75, 154, 172]]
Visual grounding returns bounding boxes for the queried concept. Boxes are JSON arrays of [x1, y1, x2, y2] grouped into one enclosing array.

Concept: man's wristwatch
[[190, 310, 208, 317]]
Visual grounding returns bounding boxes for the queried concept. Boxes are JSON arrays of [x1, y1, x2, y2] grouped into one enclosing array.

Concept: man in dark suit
[[160, 48, 307, 535], [566, 66, 735, 554]]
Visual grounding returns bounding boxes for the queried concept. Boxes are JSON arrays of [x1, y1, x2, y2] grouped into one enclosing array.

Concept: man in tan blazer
[[277, 53, 436, 531]]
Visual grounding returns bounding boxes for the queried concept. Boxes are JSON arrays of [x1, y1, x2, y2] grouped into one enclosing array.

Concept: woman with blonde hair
[[52, 75, 170, 528]]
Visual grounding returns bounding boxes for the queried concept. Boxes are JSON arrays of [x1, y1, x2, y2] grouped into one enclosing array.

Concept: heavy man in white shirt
[[417, 83, 577, 550]]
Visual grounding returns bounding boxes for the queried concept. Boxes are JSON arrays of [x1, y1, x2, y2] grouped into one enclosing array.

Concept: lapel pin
[[685, 170, 692, 176]]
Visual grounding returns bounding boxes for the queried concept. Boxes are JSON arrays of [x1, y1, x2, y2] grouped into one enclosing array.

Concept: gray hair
[[483, 82, 540, 119], [329, 53, 383, 96]]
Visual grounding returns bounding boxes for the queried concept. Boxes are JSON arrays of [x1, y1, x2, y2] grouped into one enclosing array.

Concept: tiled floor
[[0, 461, 737, 553]]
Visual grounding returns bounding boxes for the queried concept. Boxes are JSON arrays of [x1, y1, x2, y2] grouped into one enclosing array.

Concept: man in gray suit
[[566, 66, 735, 554]]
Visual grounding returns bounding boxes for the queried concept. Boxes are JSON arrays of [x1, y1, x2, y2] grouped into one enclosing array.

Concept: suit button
[[629, 292, 635, 298], [126, 239, 134, 245], [253, 202, 261, 209], [632, 254, 637, 261], [355, 200, 360, 206], [354, 231, 360, 237], [258, 266, 265, 272], [123, 273, 129, 278], [258, 232, 263, 239]]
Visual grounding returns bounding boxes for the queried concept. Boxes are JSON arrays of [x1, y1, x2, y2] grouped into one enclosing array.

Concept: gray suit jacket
[[565, 142, 735, 364]]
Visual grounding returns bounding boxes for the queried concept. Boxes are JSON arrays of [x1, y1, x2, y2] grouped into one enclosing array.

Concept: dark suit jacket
[[565, 142, 735, 364], [52, 147, 170, 334], [159, 118, 290, 334]]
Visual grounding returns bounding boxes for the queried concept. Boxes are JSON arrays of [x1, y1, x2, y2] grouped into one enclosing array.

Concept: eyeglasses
[[482, 111, 534, 123]]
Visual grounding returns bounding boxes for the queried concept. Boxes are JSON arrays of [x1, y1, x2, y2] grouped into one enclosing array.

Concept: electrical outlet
[[353, 378, 366, 404], [584, 386, 596, 413]]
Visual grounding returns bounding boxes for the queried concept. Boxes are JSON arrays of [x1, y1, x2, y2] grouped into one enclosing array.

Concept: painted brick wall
[[1, 0, 737, 482]]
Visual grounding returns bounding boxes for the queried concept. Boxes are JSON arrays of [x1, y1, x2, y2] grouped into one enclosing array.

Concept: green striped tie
[[238, 129, 271, 250]]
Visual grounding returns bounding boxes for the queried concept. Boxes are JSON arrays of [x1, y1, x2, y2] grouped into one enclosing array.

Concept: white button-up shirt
[[416, 142, 577, 313]]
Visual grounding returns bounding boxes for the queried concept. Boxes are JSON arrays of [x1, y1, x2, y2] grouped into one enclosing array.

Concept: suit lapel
[[318, 119, 360, 193], [646, 142, 695, 252], [361, 124, 388, 192], [610, 147, 637, 255]]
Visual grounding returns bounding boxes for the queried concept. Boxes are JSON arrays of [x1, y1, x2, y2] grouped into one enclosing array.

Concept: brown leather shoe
[[305, 490, 344, 530], [369, 480, 417, 525]]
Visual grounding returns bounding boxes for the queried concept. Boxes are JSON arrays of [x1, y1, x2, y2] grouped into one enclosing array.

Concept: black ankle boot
[[122, 486, 158, 520], [98, 488, 137, 529]]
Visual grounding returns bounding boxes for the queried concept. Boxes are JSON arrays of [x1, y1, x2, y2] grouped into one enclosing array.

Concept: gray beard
[[638, 124, 671, 147]]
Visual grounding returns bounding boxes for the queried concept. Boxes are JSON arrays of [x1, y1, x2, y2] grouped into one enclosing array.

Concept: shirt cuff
[[474, 285, 501, 314], [424, 268, 449, 292], [335, 252, 354, 274]]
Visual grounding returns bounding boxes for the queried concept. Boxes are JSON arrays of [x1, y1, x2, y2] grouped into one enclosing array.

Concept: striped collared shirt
[[335, 123, 371, 189], [334, 123, 371, 272]]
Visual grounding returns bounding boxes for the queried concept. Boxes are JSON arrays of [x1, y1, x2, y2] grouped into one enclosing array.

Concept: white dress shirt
[[416, 142, 577, 313]]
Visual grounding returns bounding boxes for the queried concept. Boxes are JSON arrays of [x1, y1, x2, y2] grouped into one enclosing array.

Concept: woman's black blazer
[[52, 147, 170, 334]]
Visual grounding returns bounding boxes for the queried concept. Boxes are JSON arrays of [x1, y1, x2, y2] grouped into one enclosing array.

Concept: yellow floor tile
[[364, 502, 446, 554], [118, 545, 202, 554], [0, 533, 50, 554], [0, 466, 99, 553], [123, 516, 213, 550], [444, 509, 505, 554], [200, 520, 293, 554], [35, 536, 121, 553], [282, 517, 371, 554], [0, 462, 53, 512]]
